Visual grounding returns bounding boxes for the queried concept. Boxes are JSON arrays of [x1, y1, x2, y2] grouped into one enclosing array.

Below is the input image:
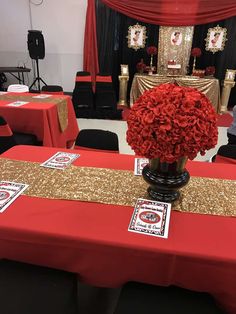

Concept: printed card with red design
[[128, 198, 171, 238], [40, 152, 80, 170], [134, 158, 149, 176], [7, 101, 29, 107], [0, 181, 28, 213]]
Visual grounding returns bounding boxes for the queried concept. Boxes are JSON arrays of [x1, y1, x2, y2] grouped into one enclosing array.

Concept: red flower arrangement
[[146, 46, 157, 55], [136, 60, 147, 72], [127, 84, 218, 163], [205, 66, 216, 76], [191, 47, 202, 57]]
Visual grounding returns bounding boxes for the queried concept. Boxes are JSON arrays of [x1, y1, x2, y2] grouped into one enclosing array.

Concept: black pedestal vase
[[142, 157, 190, 203]]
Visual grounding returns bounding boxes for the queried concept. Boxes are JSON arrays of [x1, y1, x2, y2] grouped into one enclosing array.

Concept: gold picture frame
[[205, 25, 227, 54], [127, 23, 147, 51], [157, 26, 194, 76]]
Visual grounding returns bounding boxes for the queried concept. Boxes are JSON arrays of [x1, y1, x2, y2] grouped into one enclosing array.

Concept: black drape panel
[[96, 1, 236, 106], [189, 16, 236, 107], [96, 0, 158, 99]]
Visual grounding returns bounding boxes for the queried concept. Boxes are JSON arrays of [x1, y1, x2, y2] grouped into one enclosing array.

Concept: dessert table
[[0, 92, 79, 148], [0, 145, 235, 313], [130, 74, 221, 112]]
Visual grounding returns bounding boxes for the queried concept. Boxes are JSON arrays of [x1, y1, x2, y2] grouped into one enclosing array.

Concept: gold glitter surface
[[130, 74, 221, 112], [0, 158, 235, 217], [0, 94, 68, 132]]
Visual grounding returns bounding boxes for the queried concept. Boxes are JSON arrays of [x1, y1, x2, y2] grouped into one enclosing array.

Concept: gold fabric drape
[[0, 158, 235, 217], [0, 94, 68, 132], [130, 74, 221, 112]]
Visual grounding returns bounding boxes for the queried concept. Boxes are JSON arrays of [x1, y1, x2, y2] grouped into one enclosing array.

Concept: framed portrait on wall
[[205, 25, 227, 54], [127, 23, 147, 51]]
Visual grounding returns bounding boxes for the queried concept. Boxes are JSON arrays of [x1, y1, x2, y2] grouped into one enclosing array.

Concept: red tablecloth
[[0, 146, 236, 313], [0, 93, 79, 148]]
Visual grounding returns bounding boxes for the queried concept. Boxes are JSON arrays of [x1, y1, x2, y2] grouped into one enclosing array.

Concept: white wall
[[0, 0, 87, 91]]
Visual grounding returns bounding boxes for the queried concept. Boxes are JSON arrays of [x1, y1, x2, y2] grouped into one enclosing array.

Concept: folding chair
[[0, 116, 39, 154], [214, 144, 236, 164], [95, 73, 117, 110], [0, 259, 78, 314], [41, 85, 64, 95], [114, 282, 225, 314], [75, 129, 119, 153], [72, 71, 94, 118]]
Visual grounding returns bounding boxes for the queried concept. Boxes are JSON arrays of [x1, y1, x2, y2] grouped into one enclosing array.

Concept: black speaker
[[27, 30, 45, 60]]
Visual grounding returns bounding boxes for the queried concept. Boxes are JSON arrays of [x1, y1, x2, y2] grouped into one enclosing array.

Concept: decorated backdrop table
[[130, 74, 221, 112], [0, 145, 236, 313], [0, 92, 79, 148]]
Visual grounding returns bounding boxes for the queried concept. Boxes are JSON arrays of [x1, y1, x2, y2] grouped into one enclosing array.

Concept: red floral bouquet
[[205, 66, 216, 76], [191, 47, 202, 57], [146, 46, 157, 55], [127, 84, 218, 163], [136, 61, 147, 72]]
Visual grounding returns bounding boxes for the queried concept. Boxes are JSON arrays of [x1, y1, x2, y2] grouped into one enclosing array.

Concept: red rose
[[146, 46, 158, 55], [191, 48, 202, 57], [126, 83, 218, 163], [205, 66, 216, 76]]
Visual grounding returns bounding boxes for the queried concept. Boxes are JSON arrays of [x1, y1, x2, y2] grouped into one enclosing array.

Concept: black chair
[[0, 259, 78, 314], [41, 85, 64, 95], [72, 71, 94, 118], [94, 74, 123, 119], [75, 129, 119, 152], [0, 116, 39, 154], [95, 74, 117, 111], [114, 282, 225, 314], [213, 144, 236, 163]]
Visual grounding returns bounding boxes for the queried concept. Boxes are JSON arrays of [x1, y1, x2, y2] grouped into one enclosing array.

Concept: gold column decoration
[[220, 69, 236, 113], [119, 65, 129, 107]]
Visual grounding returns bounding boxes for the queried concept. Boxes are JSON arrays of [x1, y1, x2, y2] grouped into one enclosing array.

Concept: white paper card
[[0, 181, 29, 213], [40, 152, 80, 170], [128, 198, 171, 238], [134, 158, 149, 176], [33, 94, 52, 99], [7, 101, 29, 107]]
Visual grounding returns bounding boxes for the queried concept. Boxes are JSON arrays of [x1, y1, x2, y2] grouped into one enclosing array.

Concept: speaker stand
[[29, 58, 47, 92]]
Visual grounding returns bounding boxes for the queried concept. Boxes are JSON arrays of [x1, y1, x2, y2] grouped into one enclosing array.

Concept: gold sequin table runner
[[0, 94, 68, 132], [0, 158, 235, 217]]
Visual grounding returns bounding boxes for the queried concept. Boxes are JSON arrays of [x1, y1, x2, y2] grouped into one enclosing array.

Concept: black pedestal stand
[[29, 59, 47, 92]]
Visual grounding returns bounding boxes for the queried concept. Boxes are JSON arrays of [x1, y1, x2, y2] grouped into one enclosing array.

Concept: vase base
[[147, 187, 179, 203]]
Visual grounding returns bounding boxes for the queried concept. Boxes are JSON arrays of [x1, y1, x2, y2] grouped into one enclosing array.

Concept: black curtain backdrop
[[96, 0, 158, 99], [96, 0, 236, 106], [191, 16, 236, 107]]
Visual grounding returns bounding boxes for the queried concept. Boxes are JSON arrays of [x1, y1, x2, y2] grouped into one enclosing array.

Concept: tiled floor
[[77, 118, 229, 162]]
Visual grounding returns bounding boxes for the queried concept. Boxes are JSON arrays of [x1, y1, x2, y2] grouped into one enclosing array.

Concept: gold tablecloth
[[130, 74, 221, 112], [0, 158, 235, 217], [0, 94, 68, 132]]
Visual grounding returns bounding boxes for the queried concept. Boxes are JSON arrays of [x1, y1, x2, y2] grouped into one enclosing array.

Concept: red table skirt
[[1, 146, 236, 314], [0, 94, 79, 148]]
